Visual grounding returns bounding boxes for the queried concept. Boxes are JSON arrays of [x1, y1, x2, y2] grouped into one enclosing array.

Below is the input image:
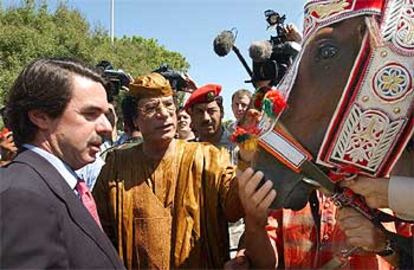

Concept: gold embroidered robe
[[93, 139, 243, 269]]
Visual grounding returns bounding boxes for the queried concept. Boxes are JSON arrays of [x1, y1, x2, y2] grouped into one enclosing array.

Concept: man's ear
[[28, 110, 51, 130]]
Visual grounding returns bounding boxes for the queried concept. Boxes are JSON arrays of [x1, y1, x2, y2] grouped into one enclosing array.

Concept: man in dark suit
[[0, 58, 125, 269]]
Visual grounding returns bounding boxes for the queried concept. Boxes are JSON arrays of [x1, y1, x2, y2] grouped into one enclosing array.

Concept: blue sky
[[5, 0, 306, 120]]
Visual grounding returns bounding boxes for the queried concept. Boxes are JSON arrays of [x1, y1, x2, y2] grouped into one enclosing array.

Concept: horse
[[252, 0, 414, 211]]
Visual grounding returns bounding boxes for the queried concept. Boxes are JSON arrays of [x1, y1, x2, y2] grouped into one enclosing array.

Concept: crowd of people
[[0, 1, 413, 269], [0, 56, 412, 269]]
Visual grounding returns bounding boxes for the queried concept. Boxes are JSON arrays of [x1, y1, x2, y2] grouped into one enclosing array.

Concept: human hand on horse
[[337, 207, 400, 267], [235, 168, 278, 269], [237, 168, 276, 227], [340, 177, 389, 209], [337, 207, 388, 253]]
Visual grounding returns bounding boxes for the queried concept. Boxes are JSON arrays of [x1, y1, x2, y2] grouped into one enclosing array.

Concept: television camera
[[249, 10, 300, 86], [96, 60, 131, 102], [213, 10, 301, 88]]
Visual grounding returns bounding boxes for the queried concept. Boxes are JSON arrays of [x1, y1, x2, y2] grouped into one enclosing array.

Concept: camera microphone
[[249, 40, 273, 63], [213, 28, 254, 80], [213, 30, 235, 57]]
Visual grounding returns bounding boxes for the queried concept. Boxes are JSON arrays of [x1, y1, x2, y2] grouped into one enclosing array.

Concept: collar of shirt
[[23, 144, 78, 191]]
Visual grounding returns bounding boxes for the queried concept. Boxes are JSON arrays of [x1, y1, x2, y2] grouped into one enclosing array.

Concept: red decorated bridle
[[259, 0, 413, 179], [251, 0, 414, 262]]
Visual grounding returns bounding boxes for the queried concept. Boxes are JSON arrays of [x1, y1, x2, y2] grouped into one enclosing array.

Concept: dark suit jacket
[[0, 149, 125, 269]]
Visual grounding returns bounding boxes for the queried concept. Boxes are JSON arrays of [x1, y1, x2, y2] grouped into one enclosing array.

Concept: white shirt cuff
[[389, 176, 414, 221]]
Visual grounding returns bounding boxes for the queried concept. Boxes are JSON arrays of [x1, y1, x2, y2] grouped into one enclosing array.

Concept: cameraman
[[0, 130, 17, 167], [250, 21, 302, 89], [284, 24, 302, 43], [0, 108, 17, 167]]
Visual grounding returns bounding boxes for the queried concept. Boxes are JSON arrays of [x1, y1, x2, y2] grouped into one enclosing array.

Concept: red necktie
[[76, 180, 102, 229]]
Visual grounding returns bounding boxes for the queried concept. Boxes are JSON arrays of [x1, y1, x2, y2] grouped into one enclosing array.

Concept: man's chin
[[158, 130, 176, 141]]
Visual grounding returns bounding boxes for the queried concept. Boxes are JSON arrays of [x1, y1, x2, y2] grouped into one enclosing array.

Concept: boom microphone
[[213, 30, 235, 57], [249, 40, 273, 63]]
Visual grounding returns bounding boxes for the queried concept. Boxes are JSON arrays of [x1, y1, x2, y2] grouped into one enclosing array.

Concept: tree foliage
[[0, 0, 189, 105]]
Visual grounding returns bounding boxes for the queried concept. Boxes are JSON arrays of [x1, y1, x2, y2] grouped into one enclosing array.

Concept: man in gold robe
[[93, 73, 263, 269]]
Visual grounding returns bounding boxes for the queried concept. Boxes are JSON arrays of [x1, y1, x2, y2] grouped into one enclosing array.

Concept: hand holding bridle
[[340, 177, 389, 209]]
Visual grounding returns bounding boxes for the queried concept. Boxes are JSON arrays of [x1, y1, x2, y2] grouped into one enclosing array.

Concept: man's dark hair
[[231, 89, 252, 102], [121, 95, 138, 131], [5, 58, 105, 146]]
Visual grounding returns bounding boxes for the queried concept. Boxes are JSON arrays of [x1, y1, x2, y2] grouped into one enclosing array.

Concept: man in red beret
[[185, 84, 237, 163], [185, 83, 247, 257]]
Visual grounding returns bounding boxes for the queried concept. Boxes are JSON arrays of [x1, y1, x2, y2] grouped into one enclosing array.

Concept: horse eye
[[318, 44, 338, 60]]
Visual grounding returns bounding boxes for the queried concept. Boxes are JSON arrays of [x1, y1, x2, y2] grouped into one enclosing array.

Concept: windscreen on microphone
[[249, 40, 273, 63], [213, 30, 235, 57]]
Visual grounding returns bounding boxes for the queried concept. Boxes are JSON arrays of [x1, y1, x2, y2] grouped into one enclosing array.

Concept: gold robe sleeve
[[94, 150, 118, 248], [94, 149, 137, 269]]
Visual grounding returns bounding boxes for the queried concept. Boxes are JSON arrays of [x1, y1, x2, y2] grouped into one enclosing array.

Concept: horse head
[[251, 0, 414, 210]]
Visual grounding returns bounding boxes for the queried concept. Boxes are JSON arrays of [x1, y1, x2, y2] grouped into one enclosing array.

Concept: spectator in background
[[176, 108, 195, 141], [0, 107, 17, 166], [228, 89, 253, 134], [185, 84, 235, 158], [0, 129, 17, 167], [116, 95, 142, 145], [231, 89, 252, 123], [186, 83, 245, 258]]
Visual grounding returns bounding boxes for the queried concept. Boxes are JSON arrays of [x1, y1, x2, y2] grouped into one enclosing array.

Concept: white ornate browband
[[258, 0, 414, 177]]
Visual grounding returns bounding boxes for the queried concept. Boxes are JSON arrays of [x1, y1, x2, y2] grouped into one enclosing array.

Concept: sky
[[5, 0, 306, 120]]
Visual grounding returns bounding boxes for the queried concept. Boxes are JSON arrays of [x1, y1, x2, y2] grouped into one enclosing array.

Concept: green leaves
[[0, 1, 189, 106]]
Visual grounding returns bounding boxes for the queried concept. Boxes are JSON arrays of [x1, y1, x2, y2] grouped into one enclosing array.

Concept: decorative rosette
[[262, 89, 287, 119], [252, 87, 268, 110], [231, 87, 287, 153], [230, 126, 260, 152]]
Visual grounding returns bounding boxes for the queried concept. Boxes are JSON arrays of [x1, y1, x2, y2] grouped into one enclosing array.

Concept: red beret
[[184, 84, 222, 109]]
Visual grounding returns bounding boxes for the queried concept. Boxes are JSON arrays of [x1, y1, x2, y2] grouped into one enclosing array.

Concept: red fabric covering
[[265, 192, 408, 269], [303, 0, 384, 41], [184, 84, 221, 109]]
